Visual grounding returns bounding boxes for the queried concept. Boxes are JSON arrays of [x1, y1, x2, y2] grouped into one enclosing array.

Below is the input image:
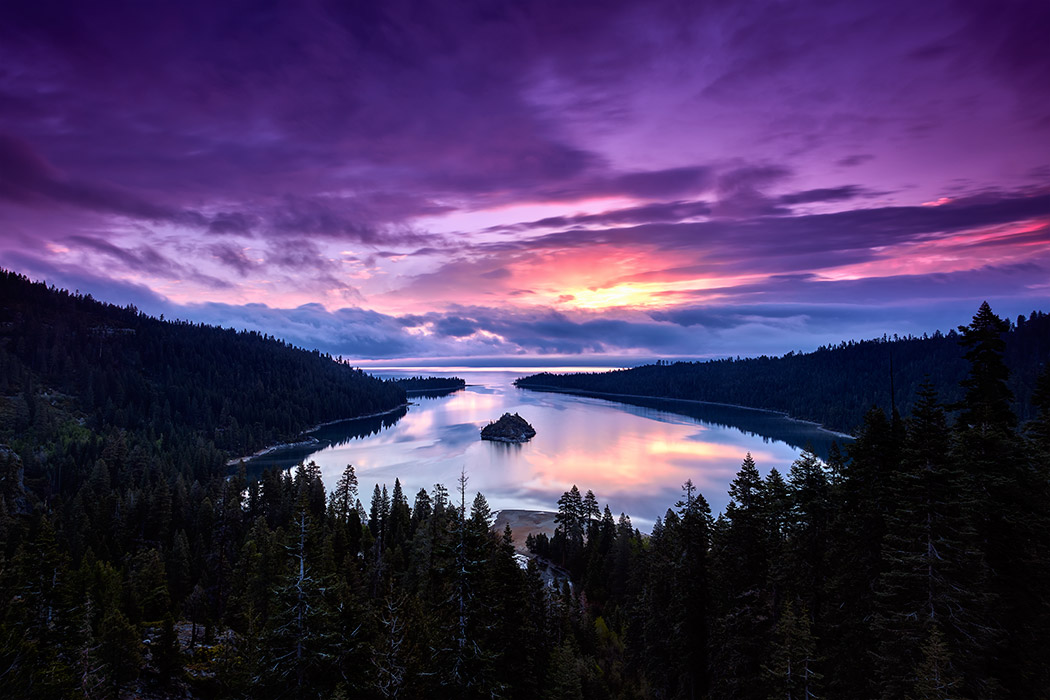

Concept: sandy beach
[[492, 509, 559, 553]]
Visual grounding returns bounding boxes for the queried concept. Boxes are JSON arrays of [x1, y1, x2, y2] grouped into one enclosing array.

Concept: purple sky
[[2, 0, 1049, 363]]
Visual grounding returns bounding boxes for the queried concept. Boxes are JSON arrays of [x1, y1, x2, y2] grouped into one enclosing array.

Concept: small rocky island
[[480, 413, 536, 443]]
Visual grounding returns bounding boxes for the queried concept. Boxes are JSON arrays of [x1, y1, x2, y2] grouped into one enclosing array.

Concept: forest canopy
[[1, 276, 1048, 699]]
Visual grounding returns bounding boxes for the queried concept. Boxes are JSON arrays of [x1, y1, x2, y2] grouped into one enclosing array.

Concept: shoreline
[[516, 383, 856, 439], [225, 402, 409, 466]]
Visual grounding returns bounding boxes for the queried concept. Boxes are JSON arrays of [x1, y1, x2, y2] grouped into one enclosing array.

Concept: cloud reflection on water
[[242, 370, 849, 528]]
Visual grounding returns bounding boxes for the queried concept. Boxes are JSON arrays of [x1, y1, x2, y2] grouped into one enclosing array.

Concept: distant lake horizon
[[239, 368, 851, 528]]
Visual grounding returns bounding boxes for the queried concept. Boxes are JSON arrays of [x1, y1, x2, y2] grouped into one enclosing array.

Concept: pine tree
[[582, 489, 600, 544], [555, 485, 586, 572], [260, 507, 339, 697], [469, 491, 492, 533], [411, 487, 432, 532], [712, 454, 773, 700], [98, 608, 142, 698], [764, 602, 822, 700], [387, 478, 411, 550], [369, 484, 384, 541], [912, 624, 962, 700], [872, 383, 986, 699], [785, 448, 831, 627], [955, 303, 1049, 696], [677, 478, 713, 700], [824, 407, 901, 698], [957, 302, 1015, 433], [544, 639, 583, 700], [331, 464, 359, 525]]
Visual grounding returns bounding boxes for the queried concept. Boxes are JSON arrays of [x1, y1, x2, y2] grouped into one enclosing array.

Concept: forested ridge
[[393, 376, 467, 393], [0, 269, 405, 472], [516, 309, 1050, 434], [1, 282, 1048, 698]]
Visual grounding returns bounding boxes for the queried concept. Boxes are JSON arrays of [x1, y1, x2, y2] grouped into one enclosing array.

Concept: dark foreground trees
[[1, 301, 1047, 698]]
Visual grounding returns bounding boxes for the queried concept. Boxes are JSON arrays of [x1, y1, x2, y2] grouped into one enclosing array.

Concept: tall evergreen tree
[[387, 478, 411, 550], [331, 464, 359, 525], [955, 303, 1050, 696], [677, 479, 713, 700], [785, 448, 831, 628], [824, 407, 901, 698], [712, 454, 773, 700], [872, 383, 987, 699], [957, 302, 1015, 432], [763, 601, 821, 700]]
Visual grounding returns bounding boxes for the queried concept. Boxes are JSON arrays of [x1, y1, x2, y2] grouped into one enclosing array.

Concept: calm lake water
[[241, 369, 850, 527]]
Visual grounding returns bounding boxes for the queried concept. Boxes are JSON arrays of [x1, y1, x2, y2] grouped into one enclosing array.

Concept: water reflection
[[239, 370, 851, 527]]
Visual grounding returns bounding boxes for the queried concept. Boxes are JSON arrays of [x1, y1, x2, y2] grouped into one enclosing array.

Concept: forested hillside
[[1, 284, 1048, 698], [0, 269, 404, 473], [393, 376, 467, 393], [516, 307, 1050, 434]]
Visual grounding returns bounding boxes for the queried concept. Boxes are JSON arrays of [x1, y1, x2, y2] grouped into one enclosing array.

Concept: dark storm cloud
[[777, 185, 866, 205], [0, 1, 613, 195], [952, 0, 1050, 107], [208, 212, 260, 235], [0, 134, 197, 223], [0, 0, 844, 244], [432, 316, 481, 338], [0, 0, 629, 248], [493, 168, 861, 233], [531, 166, 716, 203], [397, 307, 698, 355], [1, 0, 1047, 361], [208, 243, 260, 276], [710, 165, 794, 218], [837, 154, 874, 168], [650, 262, 1050, 313], [64, 234, 232, 289], [494, 190, 1050, 276], [489, 200, 714, 232], [187, 303, 420, 359]]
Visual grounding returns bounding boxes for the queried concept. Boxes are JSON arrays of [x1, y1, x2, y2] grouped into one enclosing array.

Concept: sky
[[2, 0, 1049, 364]]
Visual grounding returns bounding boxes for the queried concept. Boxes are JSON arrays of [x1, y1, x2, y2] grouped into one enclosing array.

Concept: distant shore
[[516, 383, 856, 439]]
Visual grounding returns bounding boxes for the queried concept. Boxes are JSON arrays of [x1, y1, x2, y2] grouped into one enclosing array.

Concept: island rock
[[480, 413, 536, 443]]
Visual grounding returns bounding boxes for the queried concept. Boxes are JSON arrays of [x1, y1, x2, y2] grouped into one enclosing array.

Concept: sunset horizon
[[2, 0, 1048, 360]]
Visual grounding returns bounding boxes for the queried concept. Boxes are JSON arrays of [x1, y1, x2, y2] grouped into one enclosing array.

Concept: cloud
[[0, 133, 196, 223], [1, 0, 1049, 363], [6, 252, 1046, 363], [208, 212, 259, 235], [208, 243, 260, 276], [778, 185, 866, 205], [494, 190, 1050, 273], [837, 154, 874, 168], [489, 200, 714, 233], [63, 234, 233, 289]]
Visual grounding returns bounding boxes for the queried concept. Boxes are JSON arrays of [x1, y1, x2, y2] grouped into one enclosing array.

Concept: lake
[[240, 368, 851, 527]]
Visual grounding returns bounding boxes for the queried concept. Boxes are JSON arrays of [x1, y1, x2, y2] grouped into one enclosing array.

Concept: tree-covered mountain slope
[[517, 306, 1050, 434], [0, 269, 405, 465]]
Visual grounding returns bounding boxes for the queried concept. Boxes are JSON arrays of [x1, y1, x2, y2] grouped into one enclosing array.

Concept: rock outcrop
[[480, 413, 536, 443]]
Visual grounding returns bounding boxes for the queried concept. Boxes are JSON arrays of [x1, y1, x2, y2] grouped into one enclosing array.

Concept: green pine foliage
[[516, 308, 1050, 433], [1, 288, 1048, 698]]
